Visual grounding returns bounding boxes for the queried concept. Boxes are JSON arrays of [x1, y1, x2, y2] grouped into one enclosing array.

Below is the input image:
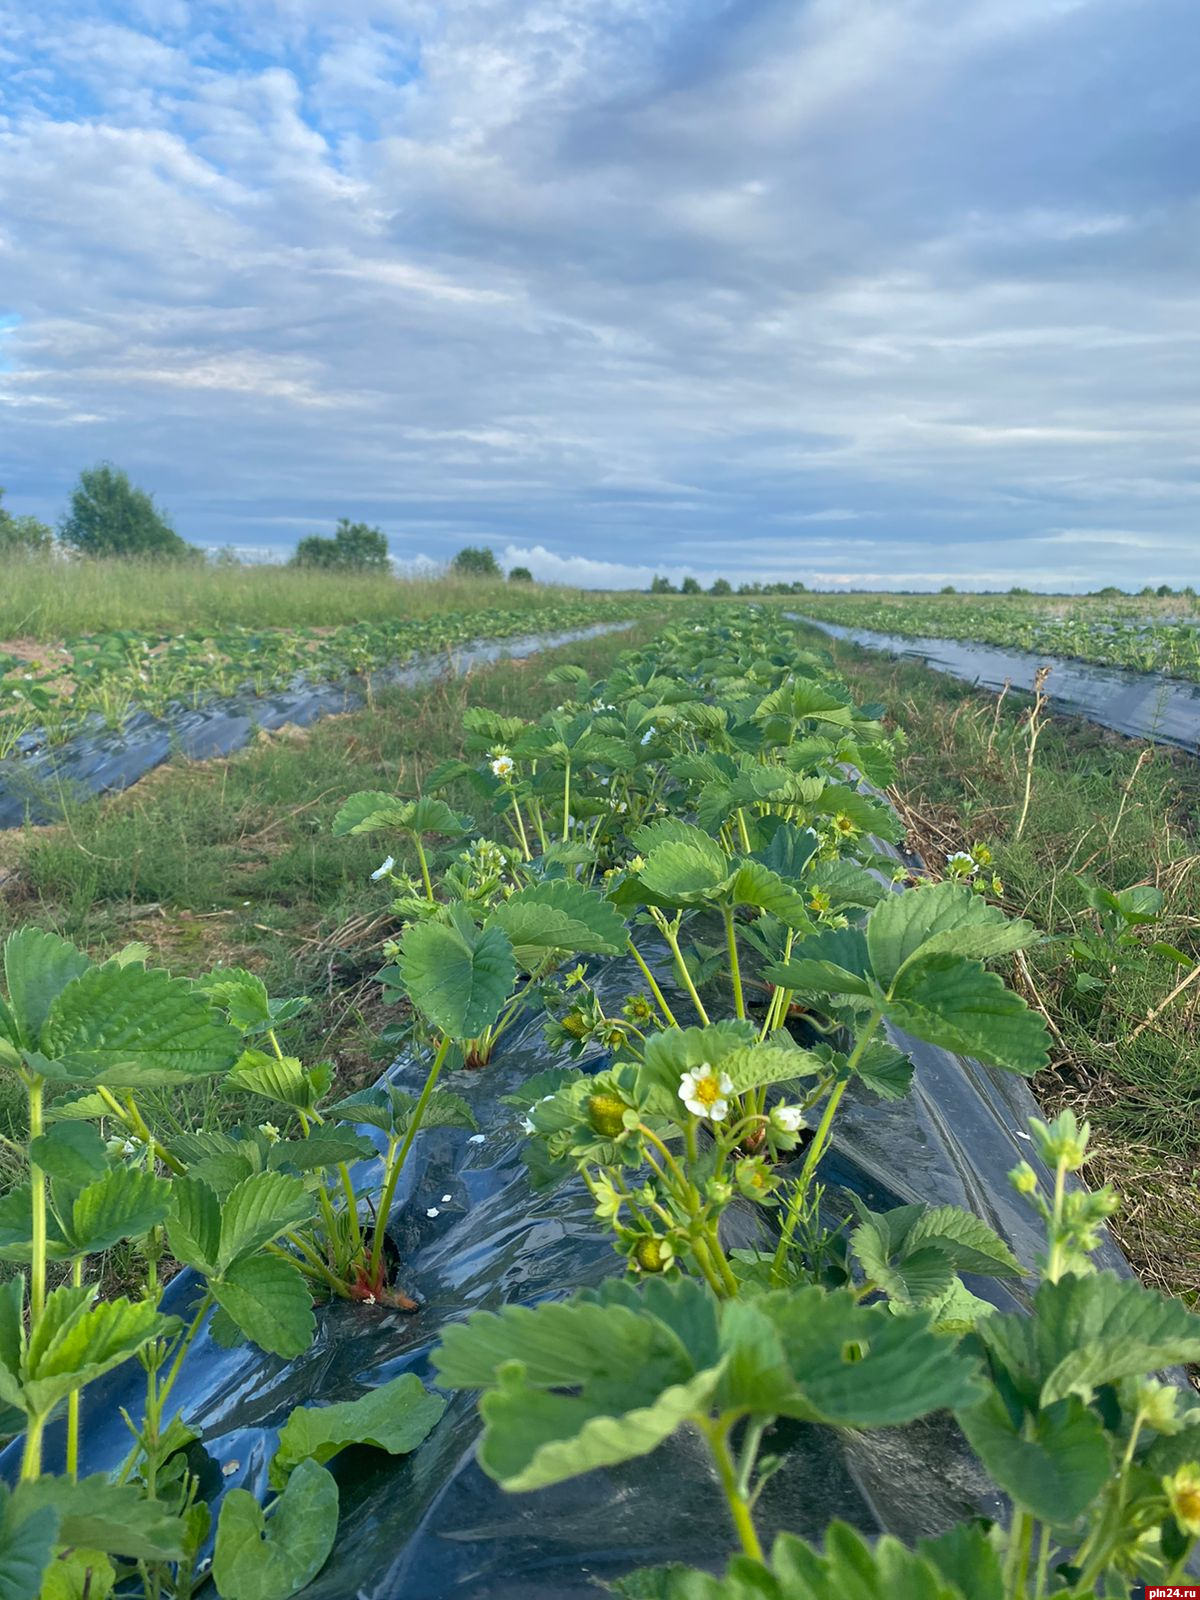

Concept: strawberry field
[[0, 605, 1197, 1599]]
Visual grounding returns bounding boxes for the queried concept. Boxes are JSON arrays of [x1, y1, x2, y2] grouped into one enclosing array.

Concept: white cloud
[[0, 0, 1196, 588]]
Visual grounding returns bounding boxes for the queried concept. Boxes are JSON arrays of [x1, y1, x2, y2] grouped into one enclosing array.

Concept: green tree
[[680, 576, 702, 595], [59, 464, 189, 559], [709, 577, 732, 596], [292, 519, 390, 572], [508, 565, 534, 582], [451, 546, 501, 579], [939, 584, 957, 595], [0, 488, 52, 556], [649, 575, 676, 594]]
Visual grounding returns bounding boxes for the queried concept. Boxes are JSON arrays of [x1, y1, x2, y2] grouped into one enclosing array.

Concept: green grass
[[0, 557, 593, 640], [795, 624, 1200, 1301], [0, 614, 666, 1156]]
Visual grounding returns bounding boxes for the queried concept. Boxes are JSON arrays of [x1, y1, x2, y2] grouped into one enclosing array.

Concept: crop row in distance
[[0, 605, 1197, 1598], [0, 597, 640, 762], [795, 591, 1200, 684]]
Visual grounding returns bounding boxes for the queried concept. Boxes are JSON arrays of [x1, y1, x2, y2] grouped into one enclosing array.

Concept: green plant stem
[[1004, 1508, 1032, 1598], [655, 914, 711, 1025], [509, 793, 532, 861], [27, 1075, 46, 1325], [701, 1416, 765, 1563], [19, 1412, 45, 1484], [627, 941, 679, 1028], [66, 1257, 83, 1480], [95, 1085, 185, 1175], [562, 760, 572, 840], [723, 909, 746, 1020], [368, 1033, 452, 1282], [735, 809, 753, 854], [413, 835, 435, 902], [1045, 1155, 1069, 1282]]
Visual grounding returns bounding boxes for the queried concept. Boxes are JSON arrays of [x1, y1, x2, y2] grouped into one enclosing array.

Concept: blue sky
[[1, 0, 1198, 590]]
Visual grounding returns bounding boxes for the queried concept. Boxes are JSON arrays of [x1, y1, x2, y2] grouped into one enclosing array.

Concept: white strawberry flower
[[640, 726, 656, 745], [491, 754, 515, 779], [371, 855, 395, 880], [678, 1062, 733, 1122], [769, 1104, 804, 1134]]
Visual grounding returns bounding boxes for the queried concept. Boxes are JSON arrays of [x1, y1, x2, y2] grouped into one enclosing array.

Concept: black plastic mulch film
[[0, 616, 1147, 1597], [0, 622, 635, 830], [795, 614, 1200, 757]]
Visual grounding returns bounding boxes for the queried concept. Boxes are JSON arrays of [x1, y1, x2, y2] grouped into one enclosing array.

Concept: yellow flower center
[[694, 1076, 721, 1107]]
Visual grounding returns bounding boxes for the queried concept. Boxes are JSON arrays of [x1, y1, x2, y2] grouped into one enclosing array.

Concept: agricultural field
[[0, 558, 631, 765], [798, 591, 1200, 683], [0, 596, 1199, 1598]]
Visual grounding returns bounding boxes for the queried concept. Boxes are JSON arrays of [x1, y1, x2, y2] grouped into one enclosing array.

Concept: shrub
[[59, 464, 190, 559], [293, 520, 391, 572], [451, 546, 501, 579], [0, 488, 52, 556], [508, 565, 534, 583]]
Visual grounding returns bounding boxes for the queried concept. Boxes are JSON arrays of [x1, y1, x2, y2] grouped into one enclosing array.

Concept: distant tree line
[[0, 469, 537, 580], [650, 575, 810, 596]]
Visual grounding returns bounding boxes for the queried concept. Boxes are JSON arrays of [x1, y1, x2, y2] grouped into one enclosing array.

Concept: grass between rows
[[793, 625, 1200, 1303], [0, 614, 667, 1183], [0, 559, 592, 639]]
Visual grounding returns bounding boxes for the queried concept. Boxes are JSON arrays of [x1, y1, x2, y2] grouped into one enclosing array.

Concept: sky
[[1, 0, 1198, 592]]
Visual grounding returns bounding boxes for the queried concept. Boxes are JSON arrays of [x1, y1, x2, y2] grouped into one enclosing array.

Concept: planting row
[[798, 593, 1200, 684], [0, 608, 1197, 1597], [0, 598, 637, 761]]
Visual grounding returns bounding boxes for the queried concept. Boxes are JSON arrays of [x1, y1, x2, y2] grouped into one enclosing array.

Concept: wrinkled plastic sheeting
[[795, 614, 1200, 756], [1, 917, 1128, 1597], [0, 623, 634, 829]]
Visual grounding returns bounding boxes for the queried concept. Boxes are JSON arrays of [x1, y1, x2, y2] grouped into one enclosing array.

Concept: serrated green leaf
[[23, 1293, 173, 1415], [227, 1049, 326, 1111], [957, 1390, 1111, 1524], [38, 1547, 115, 1600], [868, 882, 1038, 989], [330, 791, 408, 836], [639, 844, 728, 903], [12, 1476, 184, 1562], [168, 1176, 221, 1273], [271, 1373, 445, 1487], [746, 1288, 984, 1427], [196, 968, 272, 1031], [721, 861, 814, 929], [1028, 1272, 1200, 1405], [218, 1172, 313, 1271], [0, 1481, 58, 1600], [398, 914, 515, 1038], [851, 1041, 914, 1100], [213, 1459, 337, 1600], [268, 1125, 375, 1173], [28, 1123, 107, 1187], [2, 929, 92, 1051], [905, 1206, 1022, 1279], [763, 926, 872, 999], [39, 962, 240, 1085], [720, 1043, 825, 1094], [61, 1167, 173, 1256], [210, 1254, 314, 1358], [490, 879, 628, 960], [478, 1361, 723, 1491], [885, 954, 1051, 1073]]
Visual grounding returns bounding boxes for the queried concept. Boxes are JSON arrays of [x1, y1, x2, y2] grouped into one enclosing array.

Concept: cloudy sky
[[1, 0, 1197, 590]]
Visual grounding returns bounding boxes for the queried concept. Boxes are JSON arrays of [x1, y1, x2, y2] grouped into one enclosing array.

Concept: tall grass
[[0, 556, 594, 639]]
